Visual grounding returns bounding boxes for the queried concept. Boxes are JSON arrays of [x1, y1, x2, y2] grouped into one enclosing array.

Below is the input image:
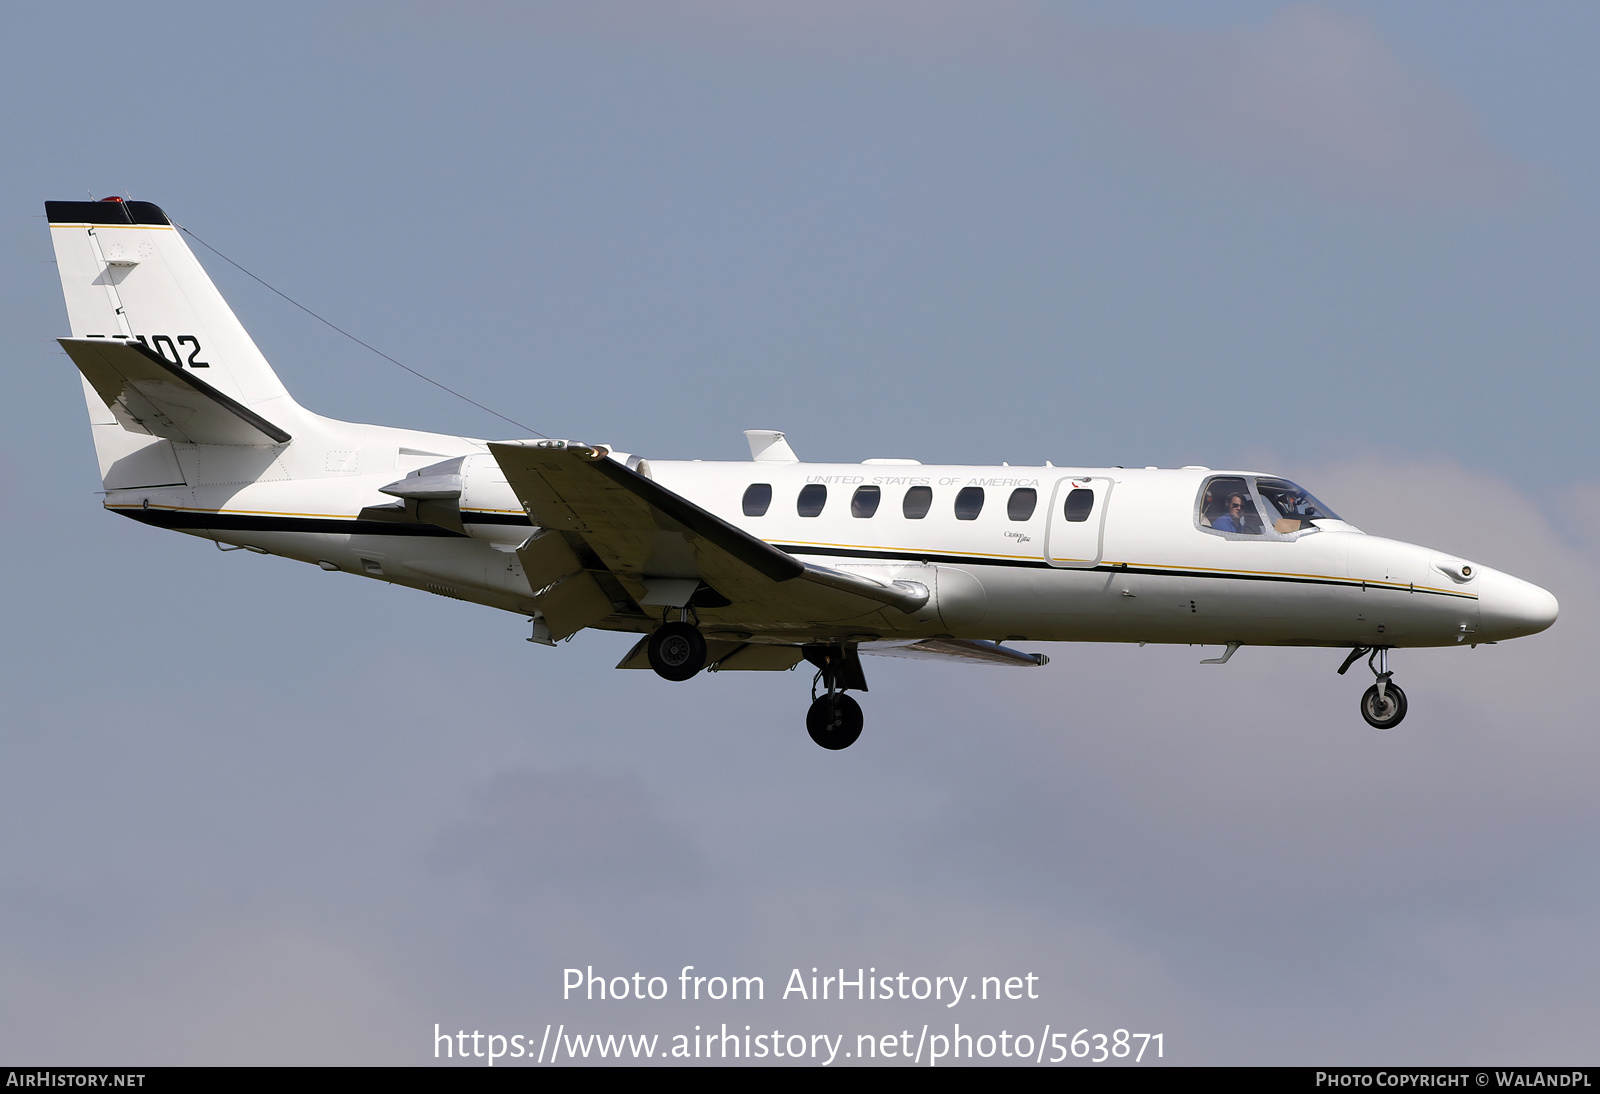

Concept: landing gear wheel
[[806, 694, 863, 750], [1360, 682, 1408, 730], [647, 622, 706, 681]]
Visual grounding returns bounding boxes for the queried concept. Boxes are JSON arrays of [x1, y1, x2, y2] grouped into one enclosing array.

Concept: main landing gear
[[1338, 646, 1407, 730], [643, 623, 869, 750], [804, 645, 868, 750], [647, 620, 707, 681], [807, 693, 863, 750]]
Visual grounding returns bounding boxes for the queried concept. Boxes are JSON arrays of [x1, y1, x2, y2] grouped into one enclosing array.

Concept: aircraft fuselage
[[107, 442, 1555, 651]]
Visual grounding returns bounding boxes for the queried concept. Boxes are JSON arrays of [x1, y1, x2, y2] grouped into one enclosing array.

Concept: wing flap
[[535, 570, 616, 641], [858, 638, 1050, 667], [60, 337, 290, 445], [511, 528, 619, 639], [615, 635, 748, 670], [615, 637, 805, 671], [517, 528, 585, 591], [710, 643, 806, 671]]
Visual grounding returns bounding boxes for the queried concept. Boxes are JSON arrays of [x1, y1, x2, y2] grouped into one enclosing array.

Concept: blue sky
[[2, 1, 1597, 1064]]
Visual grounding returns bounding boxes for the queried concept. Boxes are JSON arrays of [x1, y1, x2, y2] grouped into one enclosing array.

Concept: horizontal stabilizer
[[859, 638, 1049, 666], [60, 337, 290, 446]]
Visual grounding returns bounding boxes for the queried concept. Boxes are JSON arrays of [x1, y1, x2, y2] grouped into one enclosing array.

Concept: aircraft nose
[[1477, 567, 1559, 641]]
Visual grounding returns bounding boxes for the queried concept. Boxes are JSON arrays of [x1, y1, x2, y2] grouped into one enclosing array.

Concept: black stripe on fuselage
[[115, 506, 468, 537], [460, 511, 535, 526]]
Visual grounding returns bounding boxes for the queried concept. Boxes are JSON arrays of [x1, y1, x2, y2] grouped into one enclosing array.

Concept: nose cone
[[1477, 568, 1559, 641]]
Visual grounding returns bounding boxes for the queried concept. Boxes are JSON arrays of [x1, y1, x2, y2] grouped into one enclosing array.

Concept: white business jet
[[47, 198, 1559, 749]]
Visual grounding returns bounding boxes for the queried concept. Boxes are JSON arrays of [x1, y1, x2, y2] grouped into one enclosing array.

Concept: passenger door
[[1044, 477, 1113, 568]]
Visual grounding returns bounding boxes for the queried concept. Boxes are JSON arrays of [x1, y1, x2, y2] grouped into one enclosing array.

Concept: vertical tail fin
[[48, 198, 310, 491], [46, 198, 303, 421]]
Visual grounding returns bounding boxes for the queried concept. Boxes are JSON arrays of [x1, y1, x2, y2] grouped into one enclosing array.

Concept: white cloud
[[1055, 5, 1533, 206]]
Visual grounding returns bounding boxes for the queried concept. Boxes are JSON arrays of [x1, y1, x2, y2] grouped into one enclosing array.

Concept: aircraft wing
[[60, 337, 291, 445], [488, 440, 929, 637], [859, 638, 1049, 667]]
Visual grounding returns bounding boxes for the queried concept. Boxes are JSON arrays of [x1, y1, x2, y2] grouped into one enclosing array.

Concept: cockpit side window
[[1199, 477, 1264, 536]]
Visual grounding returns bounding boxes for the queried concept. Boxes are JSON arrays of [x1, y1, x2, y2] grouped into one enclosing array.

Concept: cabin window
[[903, 486, 933, 519], [797, 483, 827, 517], [851, 485, 881, 518], [742, 483, 772, 517], [1063, 488, 1095, 522], [1007, 487, 1037, 521], [955, 487, 985, 520]]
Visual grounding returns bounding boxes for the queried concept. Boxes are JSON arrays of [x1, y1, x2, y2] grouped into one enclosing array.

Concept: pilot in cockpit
[[1213, 492, 1256, 534]]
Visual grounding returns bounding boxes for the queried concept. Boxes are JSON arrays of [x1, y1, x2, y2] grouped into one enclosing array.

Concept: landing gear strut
[[1339, 646, 1407, 730], [804, 644, 867, 750], [647, 620, 707, 681]]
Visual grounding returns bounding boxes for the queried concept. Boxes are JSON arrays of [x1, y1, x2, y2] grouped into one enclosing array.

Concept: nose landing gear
[[1360, 680, 1407, 730], [1338, 646, 1407, 730]]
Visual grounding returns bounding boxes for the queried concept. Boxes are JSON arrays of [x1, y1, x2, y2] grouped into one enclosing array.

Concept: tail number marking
[[136, 334, 210, 368]]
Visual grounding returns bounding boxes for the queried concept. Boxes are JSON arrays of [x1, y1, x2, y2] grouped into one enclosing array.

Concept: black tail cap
[[45, 199, 171, 226]]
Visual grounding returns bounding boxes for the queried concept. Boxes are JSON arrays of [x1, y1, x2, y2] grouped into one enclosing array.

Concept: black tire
[[647, 622, 707, 681], [1360, 682, 1408, 730], [806, 694, 864, 750]]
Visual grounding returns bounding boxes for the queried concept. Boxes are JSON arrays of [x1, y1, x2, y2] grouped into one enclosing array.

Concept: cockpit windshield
[[1254, 478, 1340, 533]]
